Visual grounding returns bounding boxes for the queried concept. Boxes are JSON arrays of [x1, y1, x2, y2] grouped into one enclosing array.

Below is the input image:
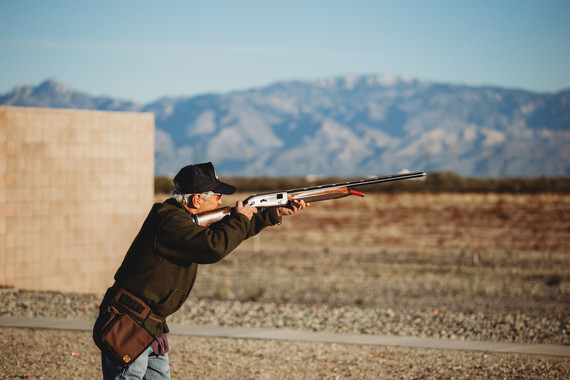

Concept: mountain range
[[2, 76, 569, 177]]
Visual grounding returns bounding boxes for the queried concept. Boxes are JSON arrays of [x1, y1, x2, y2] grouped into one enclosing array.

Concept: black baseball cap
[[173, 162, 235, 195]]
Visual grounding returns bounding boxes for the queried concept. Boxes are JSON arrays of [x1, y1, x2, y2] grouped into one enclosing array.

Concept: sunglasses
[[211, 193, 222, 201]]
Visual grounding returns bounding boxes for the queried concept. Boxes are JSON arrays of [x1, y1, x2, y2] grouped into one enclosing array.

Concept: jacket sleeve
[[247, 207, 282, 237], [154, 207, 281, 265]]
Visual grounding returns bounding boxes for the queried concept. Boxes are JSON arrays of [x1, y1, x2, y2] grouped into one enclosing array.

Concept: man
[[94, 162, 308, 379]]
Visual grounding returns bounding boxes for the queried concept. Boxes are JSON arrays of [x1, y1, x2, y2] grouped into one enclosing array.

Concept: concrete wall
[[0, 106, 154, 294]]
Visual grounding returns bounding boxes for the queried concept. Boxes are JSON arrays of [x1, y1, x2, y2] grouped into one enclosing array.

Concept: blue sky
[[1, 0, 569, 103]]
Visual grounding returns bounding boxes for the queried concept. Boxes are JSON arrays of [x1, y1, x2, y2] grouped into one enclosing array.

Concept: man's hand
[[277, 200, 309, 216], [235, 201, 258, 220]]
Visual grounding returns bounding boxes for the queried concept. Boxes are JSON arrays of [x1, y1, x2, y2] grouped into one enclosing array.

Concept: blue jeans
[[102, 346, 171, 380]]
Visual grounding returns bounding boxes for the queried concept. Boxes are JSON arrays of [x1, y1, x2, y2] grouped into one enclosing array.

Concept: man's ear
[[191, 194, 202, 209]]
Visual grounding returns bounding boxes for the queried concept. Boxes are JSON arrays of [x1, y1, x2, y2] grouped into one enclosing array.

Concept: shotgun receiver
[[194, 171, 426, 226]]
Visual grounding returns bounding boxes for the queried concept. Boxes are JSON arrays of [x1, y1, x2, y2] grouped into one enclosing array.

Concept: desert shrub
[[545, 274, 563, 287], [155, 176, 175, 194]]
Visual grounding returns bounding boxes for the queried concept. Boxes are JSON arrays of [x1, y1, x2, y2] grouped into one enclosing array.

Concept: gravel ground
[[1, 287, 568, 379], [1, 327, 569, 380]]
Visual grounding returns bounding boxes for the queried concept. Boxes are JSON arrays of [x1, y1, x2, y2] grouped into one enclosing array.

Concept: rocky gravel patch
[[1, 288, 568, 346], [1, 327, 569, 380]]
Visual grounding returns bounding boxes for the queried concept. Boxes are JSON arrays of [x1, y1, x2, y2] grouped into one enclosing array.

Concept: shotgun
[[193, 171, 426, 226]]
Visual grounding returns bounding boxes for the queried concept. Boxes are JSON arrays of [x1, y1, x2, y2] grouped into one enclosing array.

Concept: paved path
[[1, 316, 568, 357]]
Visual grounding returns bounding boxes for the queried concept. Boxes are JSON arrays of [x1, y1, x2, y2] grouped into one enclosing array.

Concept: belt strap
[[112, 286, 165, 323]]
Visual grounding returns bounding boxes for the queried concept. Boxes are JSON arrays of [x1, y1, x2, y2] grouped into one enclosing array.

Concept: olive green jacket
[[109, 198, 281, 336]]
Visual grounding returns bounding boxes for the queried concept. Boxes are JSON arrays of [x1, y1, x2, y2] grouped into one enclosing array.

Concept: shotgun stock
[[193, 171, 426, 226]]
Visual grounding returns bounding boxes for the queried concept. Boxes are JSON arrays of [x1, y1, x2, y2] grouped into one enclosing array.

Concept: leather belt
[[112, 286, 165, 323]]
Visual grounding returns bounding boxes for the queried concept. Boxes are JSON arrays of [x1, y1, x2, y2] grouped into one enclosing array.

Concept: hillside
[[2, 76, 569, 177]]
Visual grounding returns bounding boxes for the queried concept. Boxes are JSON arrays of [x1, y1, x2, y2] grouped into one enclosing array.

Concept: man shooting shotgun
[[93, 161, 425, 379]]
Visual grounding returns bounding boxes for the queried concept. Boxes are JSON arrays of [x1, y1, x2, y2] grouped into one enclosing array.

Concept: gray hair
[[171, 189, 215, 205]]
